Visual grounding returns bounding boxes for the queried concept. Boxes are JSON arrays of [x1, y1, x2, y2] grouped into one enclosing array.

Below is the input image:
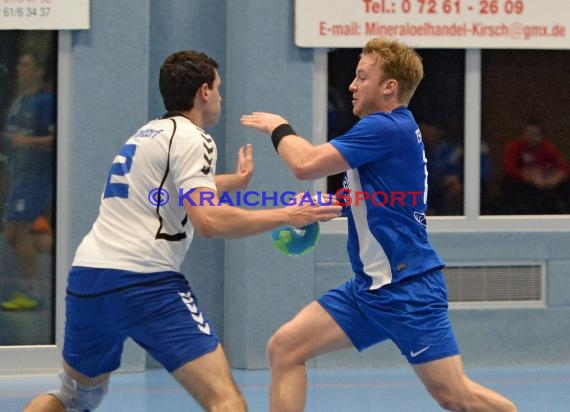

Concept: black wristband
[[271, 123, 296, 152]]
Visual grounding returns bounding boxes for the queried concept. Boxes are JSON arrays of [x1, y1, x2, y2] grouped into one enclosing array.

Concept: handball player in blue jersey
[[1, 51, 55, 311], [242, 37, 517, 412], [23, 51, 340, 412]]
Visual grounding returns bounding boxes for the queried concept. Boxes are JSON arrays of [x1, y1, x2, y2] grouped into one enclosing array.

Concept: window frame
[[0, 30, 70, 374]]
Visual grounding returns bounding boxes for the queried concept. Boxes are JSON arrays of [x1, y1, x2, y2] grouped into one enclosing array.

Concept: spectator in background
[[479, 140, 494, 214], [1, 51, 55, 311], [420, 122, 463, 215], [0, 61, 10, 231], [501, 120, 570, 214]]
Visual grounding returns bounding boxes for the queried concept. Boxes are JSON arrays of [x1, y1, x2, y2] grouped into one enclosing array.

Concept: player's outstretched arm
[[184, 189, 341, 239], [215, 144, 254, 192], [241, 112, 349, 180], [10, 133, 54, 151]]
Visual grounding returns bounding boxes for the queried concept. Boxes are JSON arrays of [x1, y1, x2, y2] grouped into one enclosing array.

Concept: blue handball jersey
[[3, 90, 55, 178], [329, 106, 444, 290]]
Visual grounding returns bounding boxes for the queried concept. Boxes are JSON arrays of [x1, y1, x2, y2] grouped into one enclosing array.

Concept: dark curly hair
[[159, 50, 219, 112]]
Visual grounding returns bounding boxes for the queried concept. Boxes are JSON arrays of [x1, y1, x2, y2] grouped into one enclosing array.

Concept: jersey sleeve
[[501, 139, 524, 180], [169, 128, 217, 192], [329, 114, 398, 169]]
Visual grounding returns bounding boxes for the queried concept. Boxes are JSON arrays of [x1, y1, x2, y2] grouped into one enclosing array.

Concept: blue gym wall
[[55, 0, 570, 371]]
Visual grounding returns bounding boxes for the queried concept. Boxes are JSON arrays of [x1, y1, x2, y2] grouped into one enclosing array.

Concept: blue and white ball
[[271, 222, 320, 256]]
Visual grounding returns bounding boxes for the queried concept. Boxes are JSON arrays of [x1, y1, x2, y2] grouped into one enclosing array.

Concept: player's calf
[[22, 393, 65, 412]]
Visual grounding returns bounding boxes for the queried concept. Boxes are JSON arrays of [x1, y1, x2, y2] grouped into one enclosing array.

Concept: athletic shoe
[[1, 292, 40, 311]]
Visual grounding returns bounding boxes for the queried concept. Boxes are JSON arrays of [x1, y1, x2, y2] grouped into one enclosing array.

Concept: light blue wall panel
[[547, 260, 570, 307], [147, 0, 227, 343], [223, 0, 318, 369], [69, 0, 151, 247]]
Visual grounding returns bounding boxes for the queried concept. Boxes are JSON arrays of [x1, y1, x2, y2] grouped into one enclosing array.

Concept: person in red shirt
[[502, 120, 570, 214]]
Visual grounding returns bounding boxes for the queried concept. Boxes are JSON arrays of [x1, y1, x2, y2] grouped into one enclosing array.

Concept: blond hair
[[362, 37, 424, 103]]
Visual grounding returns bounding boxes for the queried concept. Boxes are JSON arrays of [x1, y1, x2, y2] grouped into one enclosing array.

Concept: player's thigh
[[63, 360, 111, 387], [3, 220, 31, 244], [23, 394, 65, 412], [63, 293, 126, 377], [269, 300, 353, 363], [376, 271, 460, 364], [125, 280, 220, 374], [412, 354, 470, 395], [171, 344, 241, 401]]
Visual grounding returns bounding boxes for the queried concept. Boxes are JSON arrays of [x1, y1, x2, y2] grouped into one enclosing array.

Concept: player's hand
[[286, 193, 342, 227], [10, 134, 30, 147], [236, 144, 254, 187], [240, 112, 289, 135]]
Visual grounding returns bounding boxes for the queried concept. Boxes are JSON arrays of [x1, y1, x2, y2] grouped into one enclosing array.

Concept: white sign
[[0, 0, 89, 30], [295, 0, 569, 49]]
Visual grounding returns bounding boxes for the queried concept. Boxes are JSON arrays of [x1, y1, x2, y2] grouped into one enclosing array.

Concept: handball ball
[[271, 222, 320, 256]]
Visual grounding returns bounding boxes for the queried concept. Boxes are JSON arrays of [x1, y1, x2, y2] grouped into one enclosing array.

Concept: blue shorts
[[318, 270, 459, 364], [5, 176, 53, 221], [62, 267, 219, 377]]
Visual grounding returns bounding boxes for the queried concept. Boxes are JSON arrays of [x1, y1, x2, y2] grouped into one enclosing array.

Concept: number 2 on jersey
[[103, 144, 137, 199]]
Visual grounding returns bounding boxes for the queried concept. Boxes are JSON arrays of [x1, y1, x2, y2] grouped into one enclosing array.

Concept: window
[[481, 50, 570, 215], [0, 31, 57, 345]]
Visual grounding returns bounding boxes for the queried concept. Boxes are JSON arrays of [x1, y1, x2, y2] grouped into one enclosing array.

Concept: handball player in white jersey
[[242, 37, 517, 412], [24, 51, 341, 412]]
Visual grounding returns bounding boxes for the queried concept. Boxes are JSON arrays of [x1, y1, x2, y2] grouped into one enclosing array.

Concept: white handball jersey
[[73, 115, 217, 273]]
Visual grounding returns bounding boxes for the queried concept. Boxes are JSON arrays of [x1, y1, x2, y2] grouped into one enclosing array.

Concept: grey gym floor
[[2, 364, 569, 411]]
